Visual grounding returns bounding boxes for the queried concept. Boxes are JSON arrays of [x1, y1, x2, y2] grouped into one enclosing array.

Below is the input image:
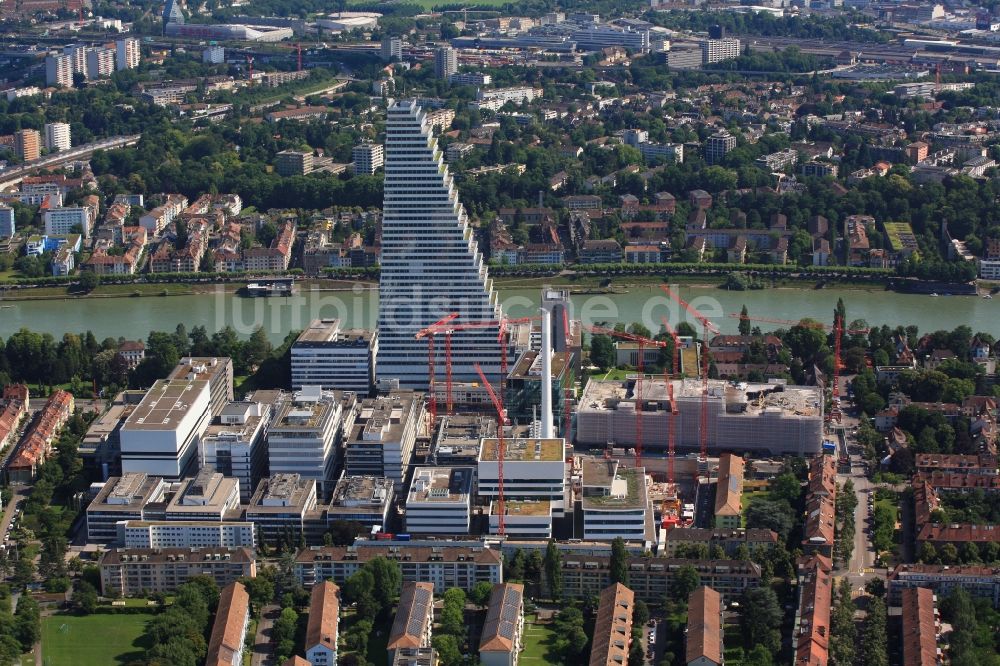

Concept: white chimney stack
[[541, 306, 554, 438]]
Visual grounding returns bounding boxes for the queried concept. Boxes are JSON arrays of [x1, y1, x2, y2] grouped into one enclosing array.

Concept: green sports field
[[41, 613, 155, 666]]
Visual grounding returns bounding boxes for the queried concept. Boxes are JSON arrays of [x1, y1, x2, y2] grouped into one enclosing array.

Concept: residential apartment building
[[381, 35, 402, 61], [267, 387, 347, 493], [405, 467, 474, 534], [686, 586, 723, 666], [0, 207, 14, 238], [352, 143, 384, 175], [305, 581, 340, 666], [99, 547, 256, 595], [434, 46, 457, 78], [713, 453, 744, 529], [479, 583, 524, 666], [118, 520, 255, 549], [44, 122, 71, 152], [86, 47, 115, 79], [115, 38, 141, 70], [705, 130, 736, 165], [206, 582, 251, 666], [589, 583, 634, 666], [45, 54, 73, 87], [662, 527, 778, 558], [889, 564, 1000, 608], [449, 72, 491, 86], [702, 38, 740, 64], [291, 319, 377, 394], [901, 587, 941, 666], [294, 544, 503, 590], [243, 220, 295, 271], [44, 206, 93, 237], [275, 149, 314, 176], [793, 554, 832, 666], [388, 582, 434, 662], [14, 129, 40, 162], [344, 392, 422, 490]]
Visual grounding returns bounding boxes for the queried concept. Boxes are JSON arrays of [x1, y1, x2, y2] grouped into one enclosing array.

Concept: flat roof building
[[431, 415, 493, 466], [344, 392, 422, 490], [686, 586, 723, 666], [168, 356, 234, 417], [86, 473, 168, 542], [99, 546, 256, 596], [292, 319, 378, 394], [305, 581, 340, 666], [391, 648, 438, 666], [479, 437, 568, 514], [120, 378, 212, 478], [580, 459, 654, 544], [589, 583, 634, 666], [326, 473, 395, 529], [577, 378, 823, 456], [117, 520, 255, 549], [479, 583, 524, 666], [388, 582, 434, 663], [405, 467, 474, 534], [246, 473, 320, 547], [713, 453, 744, 530], [206, 582, 251, 666], [489, 499, 552, 539], [201, 400, 271, 501], [268, 387, 348, 495]]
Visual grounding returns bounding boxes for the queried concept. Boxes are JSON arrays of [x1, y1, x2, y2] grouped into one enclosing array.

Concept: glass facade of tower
[[376, 100, 503, 388]]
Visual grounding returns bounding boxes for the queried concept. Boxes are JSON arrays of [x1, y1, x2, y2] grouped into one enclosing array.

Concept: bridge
[[0, 134, 141, 190]]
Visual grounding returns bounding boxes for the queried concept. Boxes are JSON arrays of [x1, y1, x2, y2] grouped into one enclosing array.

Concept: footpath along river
[[0, 282, 996, 342]]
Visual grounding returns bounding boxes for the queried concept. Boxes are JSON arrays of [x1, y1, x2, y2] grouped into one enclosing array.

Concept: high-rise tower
[[376, 100, 503, 388]]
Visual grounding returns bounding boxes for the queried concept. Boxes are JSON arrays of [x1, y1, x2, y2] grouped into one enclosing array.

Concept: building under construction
[[576, 377, 823, 456]]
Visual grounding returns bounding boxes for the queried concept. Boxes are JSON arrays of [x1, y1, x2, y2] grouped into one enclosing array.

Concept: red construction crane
[[475, 362, 507, 536], [246, 55, 254, 85], [660, 316, 683, 486], [296, 42, 303, 72], [415, 313, 459, 432], [726, 313, 870, 335], [586, 325, 667, 469], [661, 285, 720, 477], [830, 313, 844, 421]]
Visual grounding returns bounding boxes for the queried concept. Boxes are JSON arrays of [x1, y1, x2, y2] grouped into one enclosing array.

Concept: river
[[0, 283, 996, 342]]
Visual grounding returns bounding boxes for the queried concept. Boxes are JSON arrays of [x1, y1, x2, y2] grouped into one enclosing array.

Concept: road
[[251, 604, 279, 666]]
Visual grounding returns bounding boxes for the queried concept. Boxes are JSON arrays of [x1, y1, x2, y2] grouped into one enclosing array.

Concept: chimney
[[541, 306, 554, 438]]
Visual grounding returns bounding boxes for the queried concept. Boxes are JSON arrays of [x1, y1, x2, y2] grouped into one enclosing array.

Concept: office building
[[45, 54, 73, 87], [291, 319, 377, 393], [352, 143, 384, 175], [118, 520, 256, 549], [305, 581, 340, 666], [576, 378, 823, 456], [99, 547, 256, 596], [589, 583, 634, 666], [14, 129, 40, 162], [119, 379, 212, 478], [168, 357, 234, 418], [200, 400, 272, 501], [245, 473, 320, 545], [581, 459, 653, 544], [207, 582, 251, 666], [326, 474, 395, 529], [571, 25, 650, 53], [268, 387, 346, 494], [705, 130, 736, 165], [86, 47, 116, 79], [164, 0, 185, 26], [686, 587, 723, 666], [388, 582, 434, 663], [0, 207, 14, 238], [489, 498, 552, 539], [276, 149, 314, 176], [86, 473, 169, 542], [405, 467, 474, 534], [376, 100, 503, 387], [479, 583, 524, 666], [44, 122, 71, 152], [344, 392, 422, 490], [479, 437, 567, 514], [115, 38, 141, 70], [713, 453, 744, 529], [163, 467, 241, 522], [435, 46, 458, 79], [381, 35, 402, 62], [295, 544, 503, 590]]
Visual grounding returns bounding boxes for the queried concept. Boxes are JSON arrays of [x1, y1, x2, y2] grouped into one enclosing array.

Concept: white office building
[[344, 392, 422, 490], [45, 54, 73, 87], [291, 319, 377, 393], [44, 122, 71, 152], [376, 100, 504, 387], [580, 460, 653, 544], [405, 466, 474, 534], [478, 437, 568, 514], [118, 520, 256, 549], [200, 400, 272, 501], [267, 387, 345, 494], [119, 379, 213, 478], [115, 38, 141, 70]]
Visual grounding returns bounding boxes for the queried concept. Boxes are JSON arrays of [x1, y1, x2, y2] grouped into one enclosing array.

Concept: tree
[[366, 556, 402, 614], [633, 600, 650, 627], [72, 580, 99, 614], [862, 597, 889, 666], [433, 634, 462, 666], [738, 305, 751, 336], [739, 587, 782, 655], [745, 498, 795, 541], [610, 537, 629, 586], [670, 565, 701, 603], [471, 581, 494, 608], [590, 334, 615, 370], [78, 271, 100, 292], [439, 588, 466, 638], [544, 539, 563, 599], [13, 596, 40, 653]]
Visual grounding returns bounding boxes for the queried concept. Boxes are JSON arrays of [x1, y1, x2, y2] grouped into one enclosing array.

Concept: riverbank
[[0, 278, 377, 302]]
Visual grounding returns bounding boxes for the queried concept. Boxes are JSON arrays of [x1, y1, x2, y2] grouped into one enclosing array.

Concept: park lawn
[[41, 613, 155, 666], [520, 614, 563, 665], [600, 368, 634, 381]]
